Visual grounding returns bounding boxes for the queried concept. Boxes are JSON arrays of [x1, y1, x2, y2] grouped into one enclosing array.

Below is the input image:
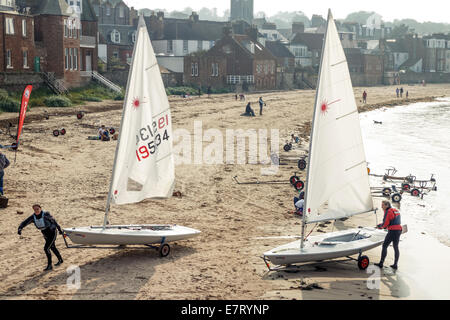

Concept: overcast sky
[[123, 0, 450, 24]]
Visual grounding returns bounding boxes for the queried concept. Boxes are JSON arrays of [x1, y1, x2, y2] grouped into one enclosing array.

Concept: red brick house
[[0, 8, 35, 73], [184, 26, 277, 91], [5, 0, 99, 90]]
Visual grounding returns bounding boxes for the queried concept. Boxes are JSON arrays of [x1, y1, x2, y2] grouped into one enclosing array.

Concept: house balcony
[[227, 75, 254, 85], [80, 36, 96, 48]]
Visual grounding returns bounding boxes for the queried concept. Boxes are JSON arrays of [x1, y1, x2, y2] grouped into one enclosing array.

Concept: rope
[[304, 223, 318, 241]]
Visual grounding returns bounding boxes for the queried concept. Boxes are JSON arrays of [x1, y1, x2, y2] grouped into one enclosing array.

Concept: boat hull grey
[[263, 227, 386, 266]]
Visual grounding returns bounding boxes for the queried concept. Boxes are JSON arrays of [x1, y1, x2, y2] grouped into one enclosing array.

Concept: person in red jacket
[[375, 200, 402, 270]]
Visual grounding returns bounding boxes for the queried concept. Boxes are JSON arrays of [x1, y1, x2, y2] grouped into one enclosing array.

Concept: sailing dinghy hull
[[263, 227, 386, 266], [64, 225, 200, 245]]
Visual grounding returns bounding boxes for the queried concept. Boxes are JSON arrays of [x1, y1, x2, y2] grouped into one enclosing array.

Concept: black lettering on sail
[[127, 178, 144, 192]]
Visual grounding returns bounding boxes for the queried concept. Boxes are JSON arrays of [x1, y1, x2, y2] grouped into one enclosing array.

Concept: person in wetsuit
[[18, 204, 64, 271], [375, 200, 402, 270]]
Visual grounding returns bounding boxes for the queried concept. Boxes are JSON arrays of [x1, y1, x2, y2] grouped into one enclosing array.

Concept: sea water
[[360, 97, 450, 247]]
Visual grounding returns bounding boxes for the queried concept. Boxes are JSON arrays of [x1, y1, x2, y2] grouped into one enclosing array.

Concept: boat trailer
[[62, 232, 172, 257]]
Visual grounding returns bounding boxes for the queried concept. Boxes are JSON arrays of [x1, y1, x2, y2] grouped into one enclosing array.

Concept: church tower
[[230, 0, 253, 24]]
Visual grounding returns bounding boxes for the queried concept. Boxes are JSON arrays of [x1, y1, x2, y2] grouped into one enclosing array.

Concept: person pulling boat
[[374, 200, 402, 270], [18, 204, 64, 271]]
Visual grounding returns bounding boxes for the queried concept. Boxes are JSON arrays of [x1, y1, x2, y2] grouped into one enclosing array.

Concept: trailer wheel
[[411, 189, 421, 197], [401, 183, 411, 191], [77, 112, 84, 120], [382, 188, 392, 197], [284, 144, 292, 152], [392, 193, 402, 203], [294, 180, 305, 191], [289, 175, 299, 185], [53, 129, 60, 137], [11, 142, 18, 151], [60, 128, 66, 135], [358, 255, 370, 270], [298, 159, 307, 170], [159, 244, 170, 257], [109, 128, 116, 135]]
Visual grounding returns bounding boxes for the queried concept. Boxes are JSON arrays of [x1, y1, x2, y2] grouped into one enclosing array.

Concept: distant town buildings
[[1, 1, 450, 91]]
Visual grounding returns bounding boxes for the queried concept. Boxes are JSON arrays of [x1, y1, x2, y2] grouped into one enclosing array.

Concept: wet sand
[[1, 83, 450, 300]]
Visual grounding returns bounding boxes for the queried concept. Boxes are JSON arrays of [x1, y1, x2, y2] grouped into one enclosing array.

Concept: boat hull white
[[263, 227, 386, 266], [63, 225, 201, 245]]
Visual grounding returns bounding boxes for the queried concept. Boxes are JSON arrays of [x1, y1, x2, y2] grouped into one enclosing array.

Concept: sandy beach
[[1, 83, 450, 300]]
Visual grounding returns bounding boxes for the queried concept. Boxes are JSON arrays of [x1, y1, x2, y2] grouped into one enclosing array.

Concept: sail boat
[[63, 16, 200, 257], [263, 10, 387, 270]]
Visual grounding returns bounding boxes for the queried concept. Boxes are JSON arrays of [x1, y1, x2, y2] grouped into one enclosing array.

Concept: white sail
[[304, 10, 373, 224], [109, 16, 175, 205]]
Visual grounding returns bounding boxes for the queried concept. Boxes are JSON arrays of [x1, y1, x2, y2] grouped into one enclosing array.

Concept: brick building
[[0, 3, 35, 74], [184, 26, 277, 91]]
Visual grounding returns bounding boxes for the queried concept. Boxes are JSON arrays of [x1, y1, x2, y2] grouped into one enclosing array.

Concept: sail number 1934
[[135, 114, 170, 162]]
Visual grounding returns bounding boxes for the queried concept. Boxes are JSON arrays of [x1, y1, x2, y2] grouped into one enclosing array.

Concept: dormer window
[[111, 29, 121, 43], [131, 31, 137, 43]]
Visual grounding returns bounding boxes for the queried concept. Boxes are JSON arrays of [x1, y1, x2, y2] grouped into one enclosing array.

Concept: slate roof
[[98, 24, 135, 45], [35, 0, 71, 16], [291, 32, 324, 50], [146, 17, 228, 41], [399, 58, 422, 69], [265, 41, 294, 58], [385, 41, 408, 53], [81, 0, 97, 21]]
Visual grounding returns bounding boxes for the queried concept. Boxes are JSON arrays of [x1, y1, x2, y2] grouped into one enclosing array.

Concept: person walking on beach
[[18, 204, 64, 271], [396, 88, 399, 98], [0, 152, 10, 196], [258, 96, 266, 115], [400, 87, 404, 98], [375, 200, 402, 270], [362, 91, 367, 104]]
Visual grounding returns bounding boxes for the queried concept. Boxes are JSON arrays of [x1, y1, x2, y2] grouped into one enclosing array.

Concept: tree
[[390, 24, 411, 38], [345, 11, 377, 24]]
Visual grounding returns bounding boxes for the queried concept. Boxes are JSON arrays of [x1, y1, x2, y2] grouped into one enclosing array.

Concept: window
[[111, 30, 121, 43], [64, 19, 68, 37], [119, 6, 125, 18], [197, 40, 202, 51], [22, 19, 26, 37], [209, 41, 215, 49], [183, 40, 188, 53], [211, 63, 219, 76], [167, 40, 173, 53], [106, 6, 111, 16], [74, 48, 78, 70], [131, 31, 136, 43], [113, 51, 119, 59], [191, 62, 198, 76], [5, 17, 14, 35], [70, 48, 74, 70], [65, 48, 69, 70], [23, 50, 28, 68], [6, 50, 12, 68]]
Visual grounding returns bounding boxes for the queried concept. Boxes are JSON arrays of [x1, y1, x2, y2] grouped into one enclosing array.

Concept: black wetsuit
[[18, 211, 63, 268]]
